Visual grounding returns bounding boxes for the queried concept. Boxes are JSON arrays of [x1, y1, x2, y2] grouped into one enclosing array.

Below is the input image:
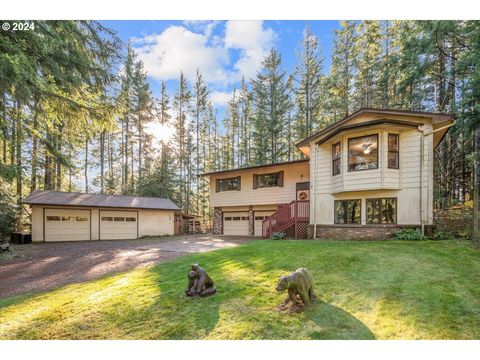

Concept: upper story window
[[253, 171, 284, 189], [348, 134, 378, 172], [332, 142, 341, 176], [216, 176, 241, 192], [388, 133, 399, 169]]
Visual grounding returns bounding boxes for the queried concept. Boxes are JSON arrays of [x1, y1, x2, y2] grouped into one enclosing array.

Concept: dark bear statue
[[185, 263, 216, 297], [275, 268, 316, 312]]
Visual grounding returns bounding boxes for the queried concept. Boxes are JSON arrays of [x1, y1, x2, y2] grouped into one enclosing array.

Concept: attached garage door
[[254, 211, 275, 237], [45, 209, 90, 241], [223, 212, 249, 236], [100, 211, 138, 240]]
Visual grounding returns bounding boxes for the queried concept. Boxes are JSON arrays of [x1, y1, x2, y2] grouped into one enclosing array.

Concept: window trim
[[215, 176, 241, 192], [332, 141, 341, 176], [347, 133, 379, 172], [334, 199, 362, 225], [388, 133, 400, 169], [253, 171, 284, 189], [366, 197, 398, 224]]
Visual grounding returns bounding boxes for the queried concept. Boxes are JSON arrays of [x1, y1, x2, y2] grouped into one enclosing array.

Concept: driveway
[[0, 235, 255, 300]]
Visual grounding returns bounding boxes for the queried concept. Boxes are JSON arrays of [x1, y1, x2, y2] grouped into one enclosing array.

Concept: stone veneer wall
[[248, 206, 254, 236], [307, 224, 431, 240], [213, 207, 223, 235]]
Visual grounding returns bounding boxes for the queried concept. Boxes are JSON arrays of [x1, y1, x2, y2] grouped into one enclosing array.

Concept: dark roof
[[22, 190, 180, 211], [198, 158, 309, 177], [296, 108, 455, 148], [314, 119, 422, 145]]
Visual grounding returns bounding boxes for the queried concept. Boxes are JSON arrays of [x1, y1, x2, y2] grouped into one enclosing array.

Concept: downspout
[[313, 143, 319, 239], [418, 122, 455, 235]]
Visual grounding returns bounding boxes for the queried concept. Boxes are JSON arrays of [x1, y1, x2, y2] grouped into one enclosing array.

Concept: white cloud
[[133, 21, 276, 87], [135, 25, 231, 85], [225, 20, 276, 80], [210, 90, 232, 108]]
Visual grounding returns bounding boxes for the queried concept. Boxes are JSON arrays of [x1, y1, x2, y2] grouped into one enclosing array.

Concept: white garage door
[[223, 212, 249, 236], [254, 211, 275, 237], [45, 209, 90, 241], [100, 211, 138, 240]]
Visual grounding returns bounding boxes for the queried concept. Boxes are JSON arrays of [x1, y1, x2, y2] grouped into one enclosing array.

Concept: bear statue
[[275, 268, 316, 312], [185, 263, 216, 297]]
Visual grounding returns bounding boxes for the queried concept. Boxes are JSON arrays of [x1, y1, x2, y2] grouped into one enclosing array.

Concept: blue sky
[[100, 20, 341, 114]]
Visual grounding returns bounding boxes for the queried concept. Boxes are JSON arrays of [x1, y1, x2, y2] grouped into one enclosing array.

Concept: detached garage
[[23, 190, 180, 242]]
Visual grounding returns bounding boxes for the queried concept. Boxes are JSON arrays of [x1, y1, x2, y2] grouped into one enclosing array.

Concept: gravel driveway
[[0, 235, 254, 299]]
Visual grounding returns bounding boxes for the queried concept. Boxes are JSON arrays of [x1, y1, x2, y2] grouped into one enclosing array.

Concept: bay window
[[348, 134, 378, 171]]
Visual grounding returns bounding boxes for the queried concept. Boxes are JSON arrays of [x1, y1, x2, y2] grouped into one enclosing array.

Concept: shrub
[[393, 228, 427, 241], [433, 229, 454, 240], [270, 232, 286, 240]]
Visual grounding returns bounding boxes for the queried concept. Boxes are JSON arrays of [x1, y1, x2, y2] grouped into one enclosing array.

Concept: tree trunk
[[100, 130, 105, 194], [31, 98, 39, 192], [15, 101, 22, 202], [85, 138, 89, 193], [474, 128, 480, 246]]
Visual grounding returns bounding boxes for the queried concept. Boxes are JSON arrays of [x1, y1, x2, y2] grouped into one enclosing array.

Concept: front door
[[296, 182, 310, 201]]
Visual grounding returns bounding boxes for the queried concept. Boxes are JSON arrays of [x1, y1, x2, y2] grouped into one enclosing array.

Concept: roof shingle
[[22, 190, 180, 211]]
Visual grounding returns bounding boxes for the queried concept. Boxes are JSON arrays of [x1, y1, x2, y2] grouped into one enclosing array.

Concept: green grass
[[1, 239, 480, 339]]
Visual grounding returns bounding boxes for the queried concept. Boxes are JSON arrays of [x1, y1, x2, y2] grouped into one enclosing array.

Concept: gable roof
[[22, 190, 181, 211], [296, 108, 455, 149], [198, 158, 309, 177]]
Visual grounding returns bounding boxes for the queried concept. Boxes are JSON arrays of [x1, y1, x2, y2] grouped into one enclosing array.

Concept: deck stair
[[262, 200, 309, 239]]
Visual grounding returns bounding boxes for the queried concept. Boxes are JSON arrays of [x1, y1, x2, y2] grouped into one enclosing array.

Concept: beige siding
[[31, 205, 175, 242], [310, 118, 434, 226], [138, 210, 174, 236], [209, 162, 309, 208]]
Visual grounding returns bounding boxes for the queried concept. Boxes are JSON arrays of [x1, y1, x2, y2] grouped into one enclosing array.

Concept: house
[[201, 108, 455, 239], [201, 159, 310, 237], [22, 190, 180, 242]]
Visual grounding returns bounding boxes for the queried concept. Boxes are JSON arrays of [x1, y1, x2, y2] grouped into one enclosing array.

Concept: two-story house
[[201, 108, 455, 239]]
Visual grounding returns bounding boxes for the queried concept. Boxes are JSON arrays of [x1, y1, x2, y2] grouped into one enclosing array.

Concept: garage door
[[45, 209, 90, 241], [254, 211, 275, 237], [100, 211, 138, 240], [223, 212, 249, 236]]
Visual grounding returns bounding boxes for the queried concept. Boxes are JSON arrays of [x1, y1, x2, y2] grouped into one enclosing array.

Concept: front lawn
[[1, 240, 480, 339]]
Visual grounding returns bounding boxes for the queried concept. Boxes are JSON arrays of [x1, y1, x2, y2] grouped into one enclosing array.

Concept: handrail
[[262, 200, 309, 238]]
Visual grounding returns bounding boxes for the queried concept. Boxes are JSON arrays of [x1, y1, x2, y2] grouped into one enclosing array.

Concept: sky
[[100, 20, 341, 114]]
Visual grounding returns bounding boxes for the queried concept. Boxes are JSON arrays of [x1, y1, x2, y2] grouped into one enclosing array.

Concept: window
[[332, 142, 341, 175], [348, 134, 378, 171], [366, 198, 397, 224], [125, 217, 136, 222], [62, 216, 75, 222], [76, 216, 88, 222], [46, 216, 61, 222], [255, 216, 266, 221], [224, 217, 232, 221], [114, 217, 125, 222], [216, 176, 241, 192], [253, 171, 284, 189], [334, 200, 361, 224], [388, 133, 399, 169], [101, 217, 113, 222]]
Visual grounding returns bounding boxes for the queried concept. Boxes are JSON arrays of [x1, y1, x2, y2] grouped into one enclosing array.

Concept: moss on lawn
[[1, 240, 480, 339]]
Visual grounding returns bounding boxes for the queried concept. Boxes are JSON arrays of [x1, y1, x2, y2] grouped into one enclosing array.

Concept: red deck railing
[[262, 200, 309, 239]]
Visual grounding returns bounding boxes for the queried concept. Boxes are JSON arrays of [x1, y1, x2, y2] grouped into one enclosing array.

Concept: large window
[[348, 134, 378, 171], [366, 198, 397, 224], [332, 142, 341, 175], [334, 199, 361, 224], [388, 133, 399, 169], [253, 171, 284, 189], [216, 176, 241, 192]]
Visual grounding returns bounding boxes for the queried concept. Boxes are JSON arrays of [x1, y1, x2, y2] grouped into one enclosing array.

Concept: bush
[[393, 228, 427, 241], [270, 232, 286, 240], [433, 229, 454, 240]]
